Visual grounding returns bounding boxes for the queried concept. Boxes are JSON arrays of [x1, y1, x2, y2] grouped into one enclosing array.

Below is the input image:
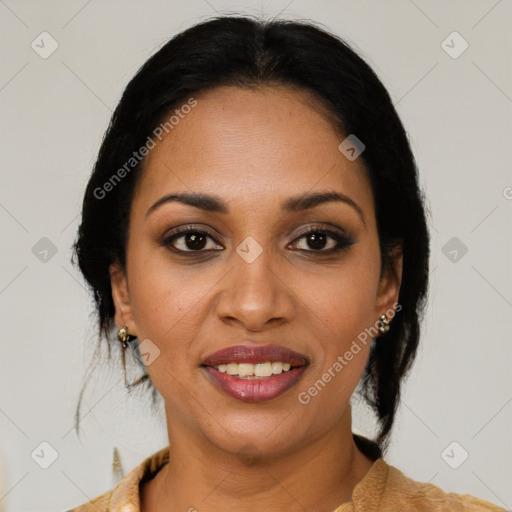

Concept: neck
[[141, 409, 376, 512]]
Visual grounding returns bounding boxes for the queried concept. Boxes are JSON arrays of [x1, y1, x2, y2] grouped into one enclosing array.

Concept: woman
[[68, 15, 505, 512]]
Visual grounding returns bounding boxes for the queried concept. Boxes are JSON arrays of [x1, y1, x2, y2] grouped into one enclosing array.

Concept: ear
[[375, 245, 403, 316], [109, 261, 137, 335]]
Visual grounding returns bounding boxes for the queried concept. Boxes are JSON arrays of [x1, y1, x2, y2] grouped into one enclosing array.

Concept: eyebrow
[[145, 191, 365, 224]]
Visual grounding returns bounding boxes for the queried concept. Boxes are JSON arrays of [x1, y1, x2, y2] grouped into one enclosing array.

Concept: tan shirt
[[67, 446, 506, 512]]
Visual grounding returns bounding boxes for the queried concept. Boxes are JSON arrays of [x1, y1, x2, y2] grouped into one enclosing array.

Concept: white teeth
[[226, 363, 238, 375], [238, 363, 254, 377], [214, 361, 294, 377], [254, 362, 273, 377], [271, 362, 283, 374]]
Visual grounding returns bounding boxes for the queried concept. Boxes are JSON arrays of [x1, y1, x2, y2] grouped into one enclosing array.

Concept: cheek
[[296, 264, 377, 423], [305, 252, 381, 343], [125, 247, 213, 351], [296, 245, 381, 409], [125, 252, 214, 406]]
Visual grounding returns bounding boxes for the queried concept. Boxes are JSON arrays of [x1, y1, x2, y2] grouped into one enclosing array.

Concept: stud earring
[[377, 314, 391, 335]]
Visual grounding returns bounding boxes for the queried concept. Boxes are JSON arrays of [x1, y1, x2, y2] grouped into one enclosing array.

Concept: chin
[[204, 412, 306, 461]]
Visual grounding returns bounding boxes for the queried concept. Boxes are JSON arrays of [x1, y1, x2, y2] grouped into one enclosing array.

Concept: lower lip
[[203, 366, 307, 403]]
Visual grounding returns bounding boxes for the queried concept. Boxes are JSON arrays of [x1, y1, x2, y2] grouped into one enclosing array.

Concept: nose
[[215, 245, 296, 332]]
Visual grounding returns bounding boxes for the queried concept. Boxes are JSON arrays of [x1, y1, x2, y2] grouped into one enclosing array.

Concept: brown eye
[[290, 228, 355, 253], [163, 228, 223, 253], [300, 231, 334, 251]]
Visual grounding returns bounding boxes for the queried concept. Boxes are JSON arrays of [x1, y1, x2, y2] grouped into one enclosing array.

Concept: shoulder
[[66, 446, 170, 512], [379, 460, 507, 511]]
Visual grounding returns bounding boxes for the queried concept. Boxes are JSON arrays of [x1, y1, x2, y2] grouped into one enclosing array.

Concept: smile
[[201, 344, 308, 402]]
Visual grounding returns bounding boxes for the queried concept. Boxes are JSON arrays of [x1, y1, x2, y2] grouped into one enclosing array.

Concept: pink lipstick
[[202, 344, 308, 403]]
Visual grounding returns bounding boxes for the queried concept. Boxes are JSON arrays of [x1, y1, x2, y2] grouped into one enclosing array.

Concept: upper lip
[[202, 343, 308, 367]]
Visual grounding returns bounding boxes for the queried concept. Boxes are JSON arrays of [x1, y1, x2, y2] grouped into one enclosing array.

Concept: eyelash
[[161, 224, 355, 257]]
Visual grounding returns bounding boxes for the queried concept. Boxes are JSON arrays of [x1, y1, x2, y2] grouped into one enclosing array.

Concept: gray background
[[0, 0, 511, 511]]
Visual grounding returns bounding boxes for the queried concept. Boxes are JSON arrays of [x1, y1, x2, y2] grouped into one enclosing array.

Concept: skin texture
[[110, 85, 402, 512]]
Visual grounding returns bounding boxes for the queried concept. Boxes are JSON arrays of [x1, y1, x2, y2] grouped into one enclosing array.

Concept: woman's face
[[110, 85, 400, 458]]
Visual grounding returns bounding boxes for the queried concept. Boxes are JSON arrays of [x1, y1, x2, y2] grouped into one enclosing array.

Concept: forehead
[[133, 85, 374, 220]]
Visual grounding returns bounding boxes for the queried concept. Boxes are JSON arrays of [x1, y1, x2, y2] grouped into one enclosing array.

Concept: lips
[[201, 344, 308, 403], [202, 344, 307, 367]]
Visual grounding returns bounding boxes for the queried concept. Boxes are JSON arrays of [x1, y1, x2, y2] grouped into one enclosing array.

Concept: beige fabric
[[67, 446, 506, 512]]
